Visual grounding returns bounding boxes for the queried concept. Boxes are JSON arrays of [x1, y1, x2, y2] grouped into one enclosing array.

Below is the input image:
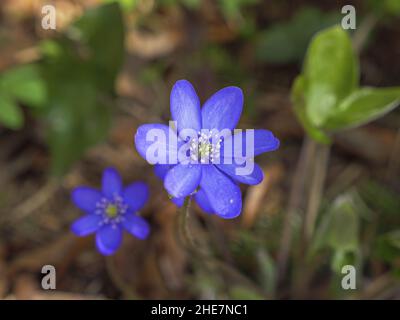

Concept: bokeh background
[[0, 0, 399, 299]]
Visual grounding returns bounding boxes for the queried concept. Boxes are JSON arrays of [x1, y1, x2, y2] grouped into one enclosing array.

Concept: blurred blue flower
[[135, 80, 279, 219], [71, 168, 150, 255]]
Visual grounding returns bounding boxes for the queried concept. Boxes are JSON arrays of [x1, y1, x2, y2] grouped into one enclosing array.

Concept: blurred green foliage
[[0, 3, 124, 176], [369, 0, 400, 17], [256, 7, 340, 65], [362, 181, 400, 275], [0, 65, 46, 129], [42, 2, 124, 176], [103, 0, 138, 11], [312, 192, 361, 274]]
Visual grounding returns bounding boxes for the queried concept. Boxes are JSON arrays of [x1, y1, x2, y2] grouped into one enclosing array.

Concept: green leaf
[[0, 64, 47, 108], [312, 193, 359, 254], [0, 93, 23, 129], [303, 25, 359, 127], [323, 87, 400, 130], [256, 7, 341, 64], [374, 230, 400, 264], [72, 2, 124, 91], [46, 79, 111, 175], [39, 2, 124, 176], [331, 249, 359, 274], [291, 75, 331, 144]]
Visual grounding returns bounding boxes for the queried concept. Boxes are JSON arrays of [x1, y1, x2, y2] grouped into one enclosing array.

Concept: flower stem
[[105, 256, 138, 299], [277, 137, 317, 282], [179, 196, 195, 248], [303, 142, 330, 243]]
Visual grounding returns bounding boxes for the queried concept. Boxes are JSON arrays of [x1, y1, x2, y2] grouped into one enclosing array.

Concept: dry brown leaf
[[242, 162, 284, 228]]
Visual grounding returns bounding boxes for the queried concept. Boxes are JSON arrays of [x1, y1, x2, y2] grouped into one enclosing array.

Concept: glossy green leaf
[[303, 25, 358, 127], [0, 93, 23, 129], [291, 75, 331, 144], [324, 87, 400, 130]]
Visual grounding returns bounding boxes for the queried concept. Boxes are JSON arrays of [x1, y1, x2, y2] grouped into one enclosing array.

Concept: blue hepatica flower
[[71, 168, 150, 255], [135, 80, 279, 219]]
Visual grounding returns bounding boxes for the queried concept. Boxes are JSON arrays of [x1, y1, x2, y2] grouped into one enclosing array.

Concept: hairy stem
[[352, 14, 377, 54], [303, 143, 330, 243], [277, 137, 317, 282], [179, 196, 195, 249]]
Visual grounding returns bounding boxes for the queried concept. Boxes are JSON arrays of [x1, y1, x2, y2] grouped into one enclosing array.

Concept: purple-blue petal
[[172, 197, 184, 207], [194, 189, 214, 214], [71, 187, 102, 213], [170, 80, 201, 132], [164, 163, 202, 198], [222, 129, 280, 159], [200, 165, 242, 219], [71, 214, 102, 236], [95, 225, 123, 256], [135, 124, 180, 165], [216, 162, 264, 185], [201, 86, 243, 131], [122, 182, 149, 213], [102, 167, 122, 199], [154, 164, 173, 180], [122, 214, 150, 240]]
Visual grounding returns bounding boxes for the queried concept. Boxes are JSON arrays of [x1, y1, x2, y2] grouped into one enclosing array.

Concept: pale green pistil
[[105, 204, 119, 218], [198, 141, 212, 158]]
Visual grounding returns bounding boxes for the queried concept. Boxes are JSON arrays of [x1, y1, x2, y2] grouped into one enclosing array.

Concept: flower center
[[189, 131, 222, 164], [105, 204, 118, 218], [95, 195, 129, 226]]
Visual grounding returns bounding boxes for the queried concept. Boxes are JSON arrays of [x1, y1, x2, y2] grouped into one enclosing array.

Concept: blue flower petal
[[102, 167, 122, 199], [71, 187, 102, 213], [172, 196, 184, 207], [170, 80, 201, 132], [122, 214, 150, 240], [95, 225, 123, 256], [201, 86, 243, 131], [153, 165, 184, 206], [164, 164, 201, 198], [123, 182, 149, 213], [154, 164, 173, 180], [71, 214, 102, 236], [200, 165, 242, 219], [194, 189, 214, 214], [135, 124, 181, 165], [221, 129, 280, 159], [216, 161, 264, 185]]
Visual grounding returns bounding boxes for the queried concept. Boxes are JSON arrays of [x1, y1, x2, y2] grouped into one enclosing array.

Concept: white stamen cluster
[[95, 194, 129, 228], [189, 131, 222, 164]]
